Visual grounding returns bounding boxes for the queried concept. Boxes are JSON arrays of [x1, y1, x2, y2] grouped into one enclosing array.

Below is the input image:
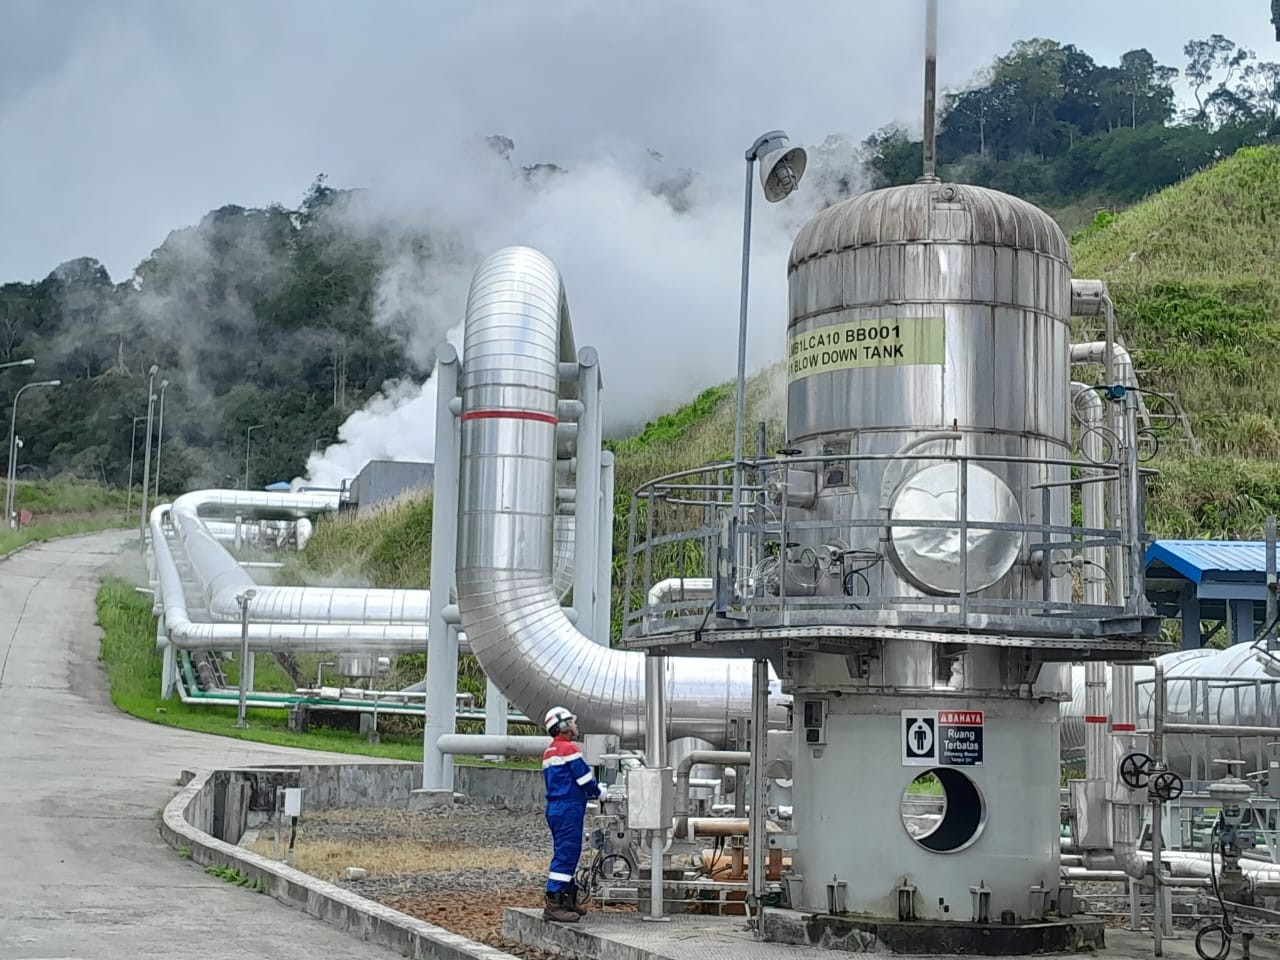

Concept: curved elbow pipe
[[453, 246, 786, 746], [673, 750, 750, 838], [1070, 339, 1135, 387]]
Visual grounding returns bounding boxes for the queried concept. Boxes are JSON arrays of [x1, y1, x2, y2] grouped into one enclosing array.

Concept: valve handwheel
[[1151, 771, 1185, 802], [1119, 752, 1154, 789]]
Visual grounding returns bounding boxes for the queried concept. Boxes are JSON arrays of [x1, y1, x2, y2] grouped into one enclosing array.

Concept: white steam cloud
[[300, 137, 865, 488]]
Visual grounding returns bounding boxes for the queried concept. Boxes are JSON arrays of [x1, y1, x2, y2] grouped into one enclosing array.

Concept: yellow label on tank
[[786, 317, 945, 382]]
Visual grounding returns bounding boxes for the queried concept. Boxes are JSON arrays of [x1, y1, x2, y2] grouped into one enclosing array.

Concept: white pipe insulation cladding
[[149, 483, 579, 654], [453, 246, 787, 745], [150, 503, 428, 650], [167, 489, 430, 624]]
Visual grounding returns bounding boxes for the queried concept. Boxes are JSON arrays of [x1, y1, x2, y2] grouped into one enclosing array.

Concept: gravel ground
[[300, 807, 1266, 955], [281, 803, 631, 959], [298, 799, 551, 856]]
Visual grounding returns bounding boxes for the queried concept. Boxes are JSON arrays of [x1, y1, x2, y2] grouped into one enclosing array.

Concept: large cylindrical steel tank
[[785, 180, 1073, 666], [784, 180, 1075, 921]]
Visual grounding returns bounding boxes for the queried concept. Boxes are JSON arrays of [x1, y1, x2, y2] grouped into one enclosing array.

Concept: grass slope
[[1069, 145, 1280, 537], [0, 479, 133, 556], [1073, 145, 1280, 460]]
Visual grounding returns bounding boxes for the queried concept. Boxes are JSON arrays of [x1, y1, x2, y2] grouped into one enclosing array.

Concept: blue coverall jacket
[[542, 735, 604, 892]]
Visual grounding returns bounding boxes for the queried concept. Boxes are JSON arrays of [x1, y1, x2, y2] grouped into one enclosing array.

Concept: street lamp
[[313, 436, 335, 452], [5, 379, 60, 527], [153, 379, 169, 502], [730, 130, 807, 526], [0, 358, 35, 372], [244, 424, 264, 490], [10, 437, 22, 491], [138, 365, 159, 545], [126, 414, 148, 517]]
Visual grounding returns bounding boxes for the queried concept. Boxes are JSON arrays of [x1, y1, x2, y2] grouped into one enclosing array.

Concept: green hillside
[[1072, 146, 1280, 457]]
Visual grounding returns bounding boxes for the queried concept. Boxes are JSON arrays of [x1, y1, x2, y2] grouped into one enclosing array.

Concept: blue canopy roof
[[1146, 540, 1280, 584]]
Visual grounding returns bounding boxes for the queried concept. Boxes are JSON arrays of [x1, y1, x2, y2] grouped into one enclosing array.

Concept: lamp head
[[160, 379, 169, 389], [19, 359, 34, 367], [757, 140, 807, 203]]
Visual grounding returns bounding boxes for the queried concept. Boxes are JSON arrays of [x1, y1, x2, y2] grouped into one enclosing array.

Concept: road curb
[[160, 767, 526, 960], [0, 539, 38, 562]]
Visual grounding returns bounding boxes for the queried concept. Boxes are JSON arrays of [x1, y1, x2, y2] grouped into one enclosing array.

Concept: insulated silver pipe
[[1073, 383, 1108, 783], [453, 246, 786, 745], [168, 489, 430, 624], [674, 750, 751, 838], [646, 654, 669, 923], [435, 734, 546, 757], [151, 504, 426, 650]]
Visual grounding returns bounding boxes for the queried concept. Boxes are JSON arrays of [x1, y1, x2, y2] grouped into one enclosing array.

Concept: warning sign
[[902, 710, 984, 767], [787, 317, 945, 383], [938, 710, 984, 767]]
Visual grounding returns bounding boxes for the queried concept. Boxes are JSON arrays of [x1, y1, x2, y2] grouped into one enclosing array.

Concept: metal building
[[347, 460, 434, 513]]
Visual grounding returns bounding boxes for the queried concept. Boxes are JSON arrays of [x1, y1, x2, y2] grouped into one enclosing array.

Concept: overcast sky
[[0, 0, 1273, 285]]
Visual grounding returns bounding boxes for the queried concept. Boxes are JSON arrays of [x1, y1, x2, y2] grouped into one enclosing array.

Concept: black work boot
[[563, 884, 588, 916], [543, 892, 580, 923]]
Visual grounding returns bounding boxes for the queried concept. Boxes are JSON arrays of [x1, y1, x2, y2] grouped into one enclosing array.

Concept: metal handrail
[[622, 447, 1150, 644]]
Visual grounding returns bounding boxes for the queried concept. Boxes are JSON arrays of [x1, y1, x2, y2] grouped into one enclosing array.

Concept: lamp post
[[730, 131, 807, 531], [126, 414, 147, 517], [10, 436, 22, 496], [138, 365, 159, 545], [0, 358, 35, 372], [234, 588, 257, 728], [153, 379, 169, 502], [244, 424, 264, 490], [6, 379, 60, 527], [313, 436, 335, 452]]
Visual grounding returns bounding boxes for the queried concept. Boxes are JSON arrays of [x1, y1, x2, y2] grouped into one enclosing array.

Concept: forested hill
[[863, 34, 1280, 223], [1, 29, 1277, 493], [0, 178, 431, 490]]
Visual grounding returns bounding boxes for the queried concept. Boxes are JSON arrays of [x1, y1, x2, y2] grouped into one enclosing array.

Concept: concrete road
[[0, 530, 396, 959]]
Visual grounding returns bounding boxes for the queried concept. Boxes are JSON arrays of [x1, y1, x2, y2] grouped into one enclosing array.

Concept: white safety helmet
[[544, 705, 576, 735]]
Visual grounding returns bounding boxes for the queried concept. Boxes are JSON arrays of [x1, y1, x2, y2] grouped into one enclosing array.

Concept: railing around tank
[[621, 446, 1154, 644], [1134, 671, 1280, 787]]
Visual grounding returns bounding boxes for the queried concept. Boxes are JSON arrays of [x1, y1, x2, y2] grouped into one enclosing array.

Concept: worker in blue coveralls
[[541, 705, 608, 923]]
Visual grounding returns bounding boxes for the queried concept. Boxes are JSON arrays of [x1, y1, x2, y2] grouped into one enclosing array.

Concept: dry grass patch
[[248, 836, 543, 882]]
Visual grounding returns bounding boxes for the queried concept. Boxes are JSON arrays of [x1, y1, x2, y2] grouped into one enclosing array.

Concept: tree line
[[865, 34, 1280, 203]]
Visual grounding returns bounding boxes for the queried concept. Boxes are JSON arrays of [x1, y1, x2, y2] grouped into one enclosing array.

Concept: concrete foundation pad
[[409, 788, 459, 810], [763, 908, 1104, 955], [503, 906, 1280, 960]]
